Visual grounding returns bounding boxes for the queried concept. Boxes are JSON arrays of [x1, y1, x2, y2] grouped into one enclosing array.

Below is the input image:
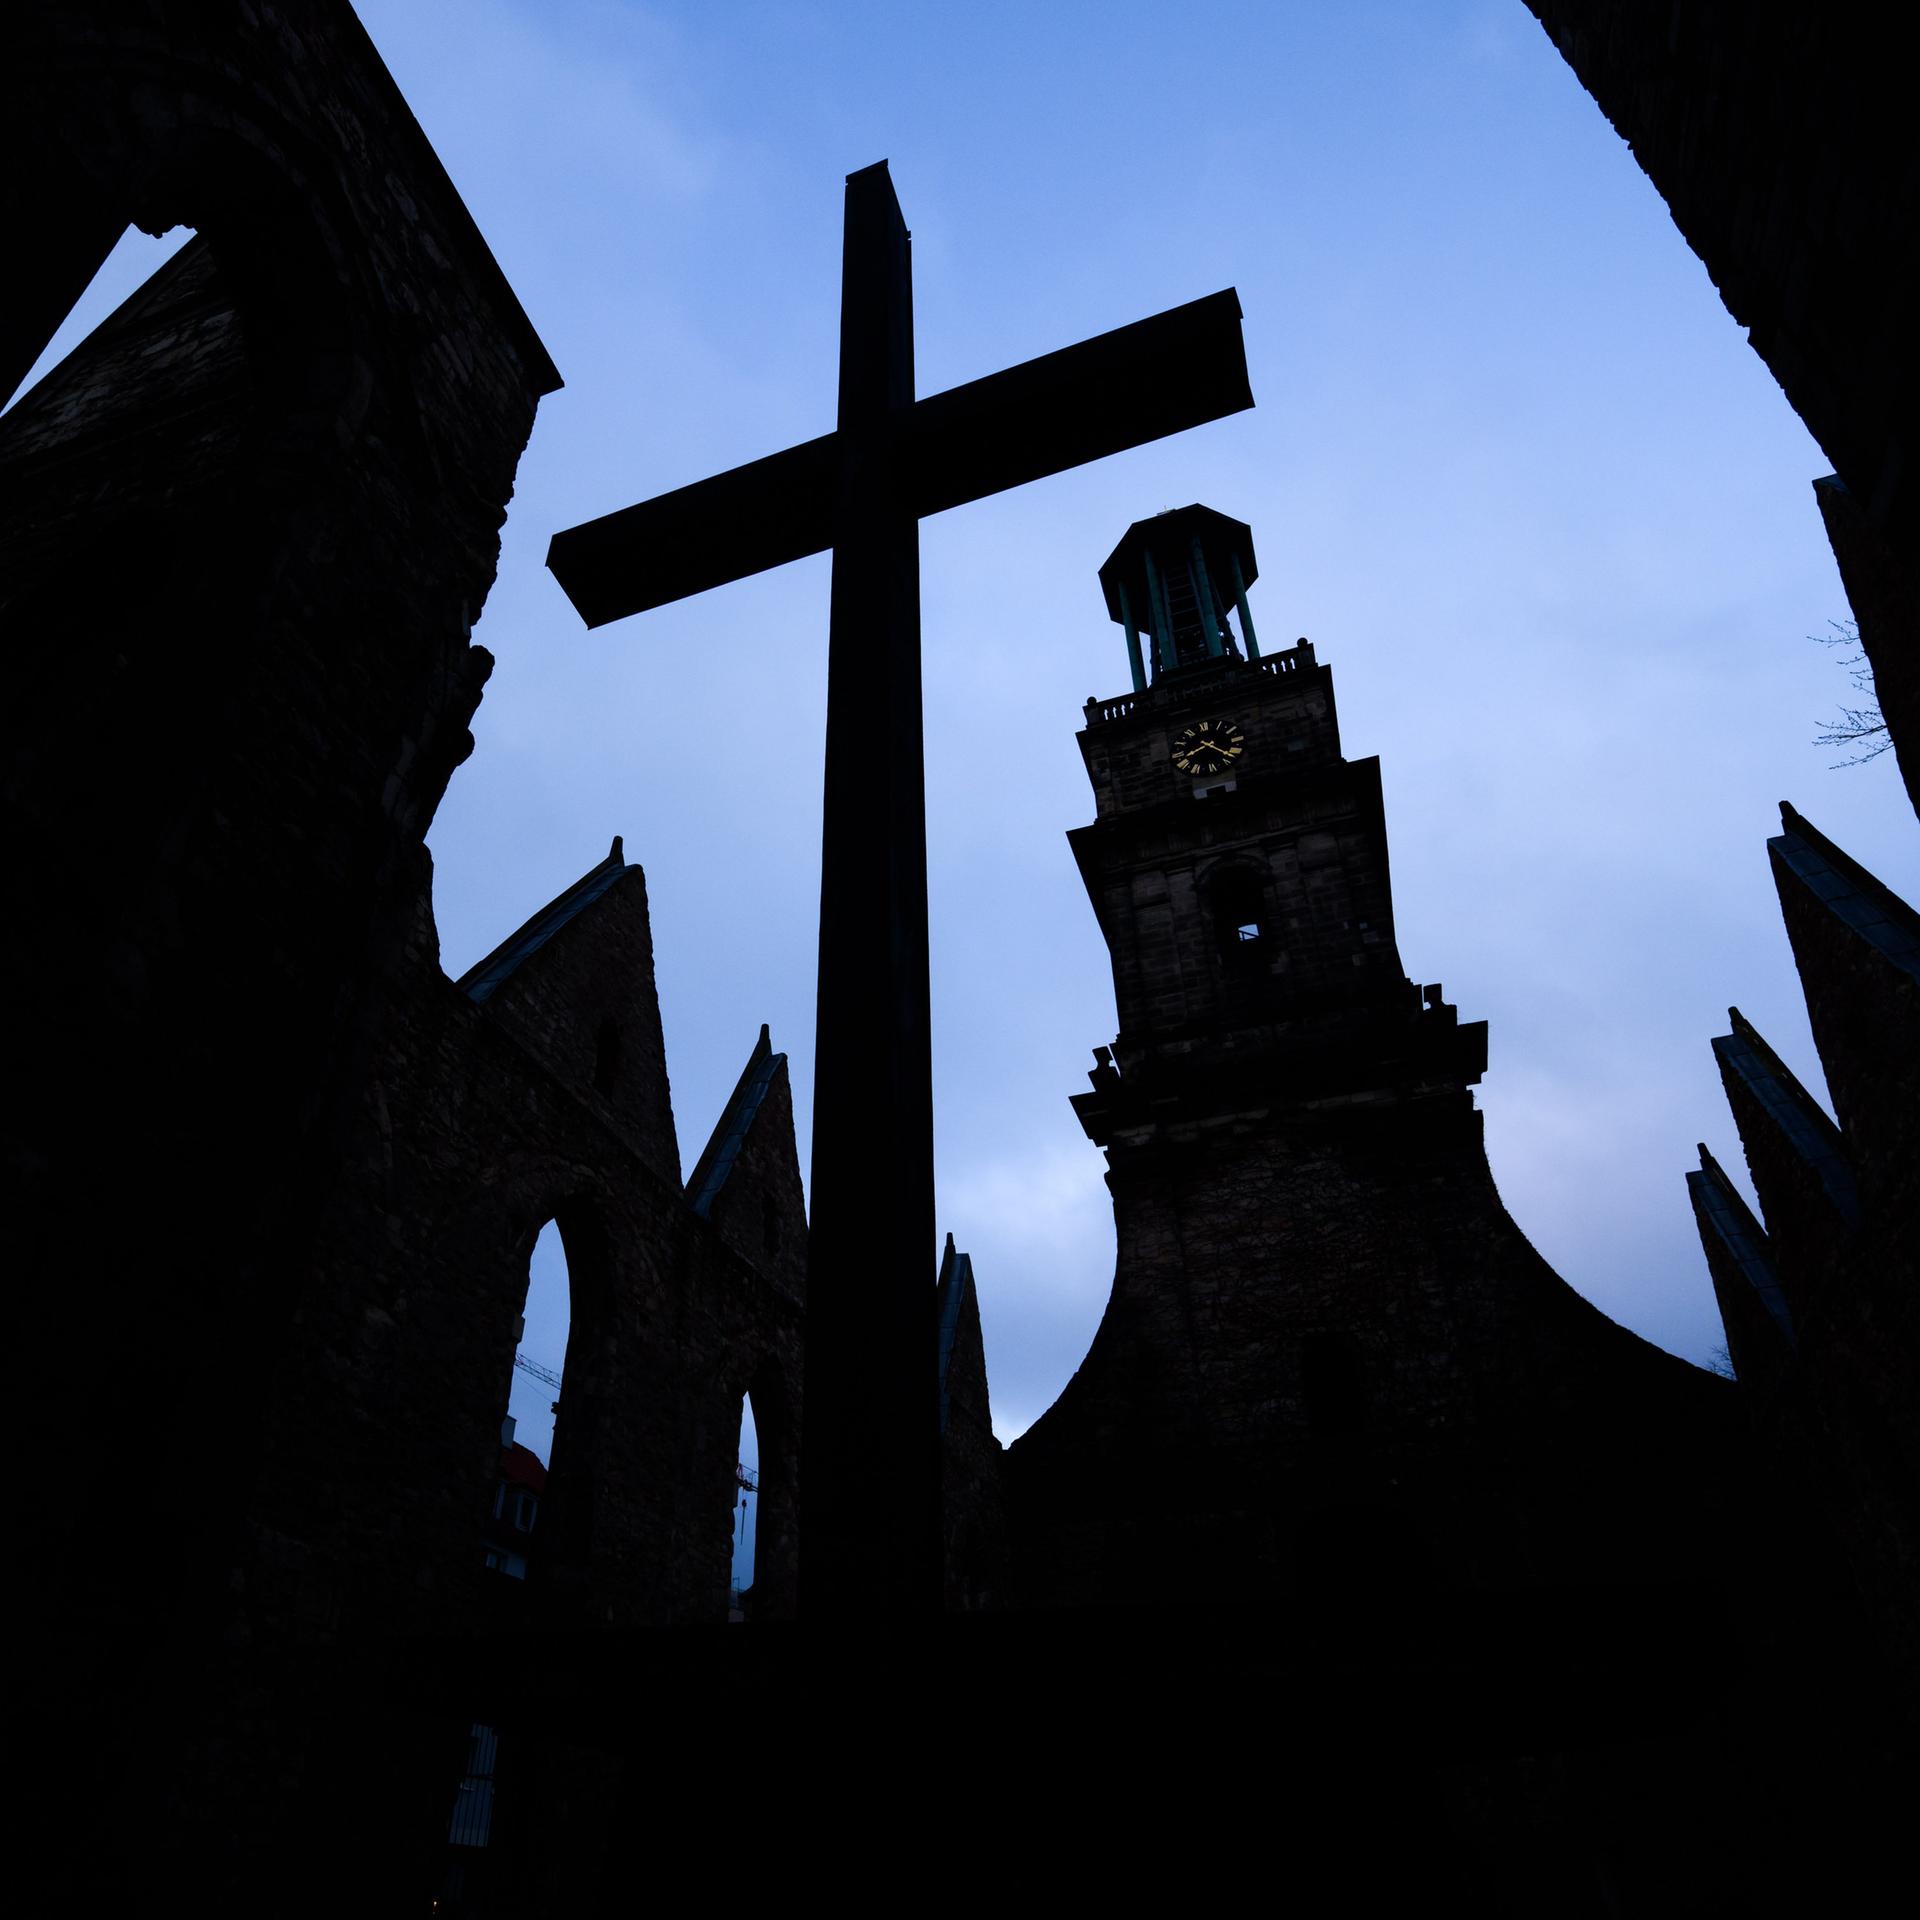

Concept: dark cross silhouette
[[547, 161, 1252, 1618]]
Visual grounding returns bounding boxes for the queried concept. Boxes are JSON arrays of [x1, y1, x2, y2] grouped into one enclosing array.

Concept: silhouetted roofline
[[1712, 1007, 1859, 1227], [1771, 802, 1920, 986], [687, 1024, 784, 1219], [456, 836, 632, 1005], [1687, 1144, 1795, 1348]]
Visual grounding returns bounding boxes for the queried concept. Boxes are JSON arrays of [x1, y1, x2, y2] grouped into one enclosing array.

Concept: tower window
[[1212, 868, 1267, 972]]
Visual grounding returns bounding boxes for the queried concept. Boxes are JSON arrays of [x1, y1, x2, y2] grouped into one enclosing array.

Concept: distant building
[[483, 1428, 548, 1582]]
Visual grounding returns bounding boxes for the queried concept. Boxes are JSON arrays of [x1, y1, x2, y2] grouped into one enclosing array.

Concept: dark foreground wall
[[1692, 807, 1920, 1704], [1523, 2, 1919, 817], [3, 6, 806, 1904], [1522, 2, 1912, 544]]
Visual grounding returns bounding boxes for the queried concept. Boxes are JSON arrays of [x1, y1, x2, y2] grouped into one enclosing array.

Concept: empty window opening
[[1213, 870, 1267, 971], [592, 1016, 621, 1095], [730, 1393, 760, 1619], [507, 1220, 571, 1470], [485, 1219, 570, 1580]]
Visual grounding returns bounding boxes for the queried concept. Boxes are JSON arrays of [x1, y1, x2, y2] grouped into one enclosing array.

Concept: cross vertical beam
[[802, 164, 941, 1615], [544, 163, 1254, 1623]]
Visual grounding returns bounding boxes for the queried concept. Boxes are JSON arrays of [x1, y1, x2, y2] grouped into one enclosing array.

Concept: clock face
[[1172, 716, 1247, 777]]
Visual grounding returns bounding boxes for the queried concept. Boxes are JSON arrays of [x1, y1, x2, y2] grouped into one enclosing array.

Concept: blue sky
[[23, 2, 1914, 1451]]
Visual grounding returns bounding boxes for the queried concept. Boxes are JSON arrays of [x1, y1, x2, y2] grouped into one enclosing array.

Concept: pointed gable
[[687, 1026, 781, 1219], [686, 1026, 807, 1298], [1688, 1144, 1795, 1391], [457, 837, 634, 1005], [936, 1233, 987, 1437], [1768, 805, 1920, 1205], [936, 1233, 1005, 1610], [1713, 1008, 1859, 1227], [454, 836, 680, 1181], [1771, 804, 1920, 986], [1711, 1007, 1858, 1328]]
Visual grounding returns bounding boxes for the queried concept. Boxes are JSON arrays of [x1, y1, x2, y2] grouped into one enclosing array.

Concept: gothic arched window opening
[[730, 1392, 760, 1620], [481, 1217, 576, 1583], [507, 1219, 571, 1469]]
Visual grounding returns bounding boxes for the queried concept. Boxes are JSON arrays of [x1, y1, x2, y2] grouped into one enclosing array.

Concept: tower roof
[[1097, 504, 1257, 629]]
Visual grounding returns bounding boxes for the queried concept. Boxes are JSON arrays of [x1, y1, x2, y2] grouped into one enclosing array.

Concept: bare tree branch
[[1811, 620, 1891, 767]]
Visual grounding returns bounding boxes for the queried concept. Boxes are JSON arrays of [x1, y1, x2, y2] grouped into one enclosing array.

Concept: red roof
[[500, 1441, 548, 1492]]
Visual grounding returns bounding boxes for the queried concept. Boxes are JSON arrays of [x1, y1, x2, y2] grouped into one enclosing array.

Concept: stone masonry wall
[[1012, 1092, 1741, 1609]]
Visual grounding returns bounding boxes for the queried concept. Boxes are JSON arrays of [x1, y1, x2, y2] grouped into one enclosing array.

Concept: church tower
[[1006, 506, 1741, 1610]]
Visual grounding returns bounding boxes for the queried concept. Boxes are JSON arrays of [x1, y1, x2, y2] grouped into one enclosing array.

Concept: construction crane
[[515, 1353, 757, 1499], [513, 1353, 563, 1392]]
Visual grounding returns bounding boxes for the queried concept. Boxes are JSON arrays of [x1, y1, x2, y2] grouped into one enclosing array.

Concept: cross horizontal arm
[[546, 288, 1251, 630], [906, 288, 1251, 520], [546, 432, 838, 629]]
